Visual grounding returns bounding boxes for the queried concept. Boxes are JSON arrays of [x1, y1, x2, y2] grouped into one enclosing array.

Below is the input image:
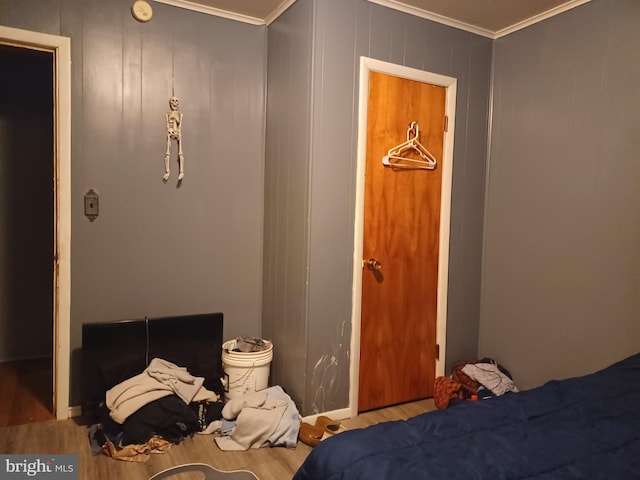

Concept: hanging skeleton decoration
[[164, 96, 184, 182]]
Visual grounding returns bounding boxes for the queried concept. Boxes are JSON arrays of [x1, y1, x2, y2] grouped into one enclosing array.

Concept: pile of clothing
[[434, 358, 518, 409], [214, 385, 301, 451], [229, 336, 270, 353], [88, 357, 302, 461], [89, 358, 224, 462]]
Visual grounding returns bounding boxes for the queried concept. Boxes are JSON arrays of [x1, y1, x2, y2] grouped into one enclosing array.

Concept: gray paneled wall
[[263, 0, 314, 410], [480, 0, 640, 389], [265, 0, 492, 415], [1, 0, 266, 404]]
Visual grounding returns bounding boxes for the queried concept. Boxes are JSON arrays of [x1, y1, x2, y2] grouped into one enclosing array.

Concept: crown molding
[[153, 0, 265, 25], [153, 0, 591, 35], [368, 0, 592, 40], [494, 0, 592, 38], [367, 0, 495, 38], [264, 0, 297, 26], [153, 0, 296, 26]]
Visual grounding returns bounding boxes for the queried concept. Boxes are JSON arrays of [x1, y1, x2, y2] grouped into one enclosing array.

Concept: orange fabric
[[452, 362, 480, 397], [433, 376, 463, 409]]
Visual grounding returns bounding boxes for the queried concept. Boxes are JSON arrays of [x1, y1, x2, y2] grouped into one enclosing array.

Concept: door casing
[[349, 57, 456, 417], [0, 26, 71, 420]]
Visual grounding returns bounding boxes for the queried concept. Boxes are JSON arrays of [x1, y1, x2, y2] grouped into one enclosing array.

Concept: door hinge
[[443, 115, 449, 132], [435, 343, 440, 360]]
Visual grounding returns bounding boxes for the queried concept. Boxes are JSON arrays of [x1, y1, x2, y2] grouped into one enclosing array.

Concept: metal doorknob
[[366, 258, 382, 271]]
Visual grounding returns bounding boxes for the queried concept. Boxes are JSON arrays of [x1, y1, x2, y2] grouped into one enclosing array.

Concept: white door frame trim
[[0, 26, 71, 420], [349, 57, 456, 417]]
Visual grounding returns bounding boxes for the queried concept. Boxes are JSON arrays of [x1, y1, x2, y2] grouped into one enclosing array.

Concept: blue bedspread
[[294, 353, 640, 480]]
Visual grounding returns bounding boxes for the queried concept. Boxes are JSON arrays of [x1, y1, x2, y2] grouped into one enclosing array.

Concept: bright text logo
[[0, 455, 77, 480]]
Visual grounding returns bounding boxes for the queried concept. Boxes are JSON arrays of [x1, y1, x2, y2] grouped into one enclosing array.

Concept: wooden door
[[358, 71, 446, 412]]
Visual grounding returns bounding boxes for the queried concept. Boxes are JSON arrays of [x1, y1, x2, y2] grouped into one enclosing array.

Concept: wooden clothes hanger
[[381, 121, 437, 170]]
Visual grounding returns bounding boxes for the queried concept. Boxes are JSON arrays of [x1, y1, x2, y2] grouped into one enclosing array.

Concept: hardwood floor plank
[[0, 398, 435, 479], [0, 358, 54, 427]]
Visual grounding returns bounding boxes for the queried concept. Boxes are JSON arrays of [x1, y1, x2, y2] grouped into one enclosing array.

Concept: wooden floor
[[0, 357, 55, 427], [0, 397, 435, 480]]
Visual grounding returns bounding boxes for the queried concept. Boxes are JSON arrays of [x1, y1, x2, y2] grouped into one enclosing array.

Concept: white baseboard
[[301, 407, 352, 423]]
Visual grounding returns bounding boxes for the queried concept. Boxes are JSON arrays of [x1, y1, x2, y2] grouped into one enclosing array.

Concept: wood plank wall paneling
[[263, 0, 491, 416], [3, 0, 495, 417], [480, 0, 640, 390], [263, 0, 314, 412], [1, 0, 63, 34], [0, 0, 267, 406], [0, 0, 625, 419], [302, 0, 491, 416]]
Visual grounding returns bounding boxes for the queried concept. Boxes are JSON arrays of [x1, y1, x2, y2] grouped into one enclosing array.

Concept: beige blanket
[[106, 358, 214, 423]]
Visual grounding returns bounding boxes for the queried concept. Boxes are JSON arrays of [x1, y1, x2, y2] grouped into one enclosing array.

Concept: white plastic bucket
[[222, 339, 273, 401]]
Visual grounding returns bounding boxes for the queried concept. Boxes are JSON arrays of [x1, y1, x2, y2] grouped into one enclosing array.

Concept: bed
[[294, 352, 640, 480]]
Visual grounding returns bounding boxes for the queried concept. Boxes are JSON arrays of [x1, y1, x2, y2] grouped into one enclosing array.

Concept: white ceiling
[[152, 0, 591, 38]]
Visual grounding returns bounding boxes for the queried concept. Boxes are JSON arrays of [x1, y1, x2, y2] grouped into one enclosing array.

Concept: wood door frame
[[0, 26, 71, 420], [349, 57, 456, 417]]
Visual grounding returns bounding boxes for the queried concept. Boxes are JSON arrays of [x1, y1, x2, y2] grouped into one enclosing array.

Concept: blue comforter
[[294, 353, 640, 480]]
